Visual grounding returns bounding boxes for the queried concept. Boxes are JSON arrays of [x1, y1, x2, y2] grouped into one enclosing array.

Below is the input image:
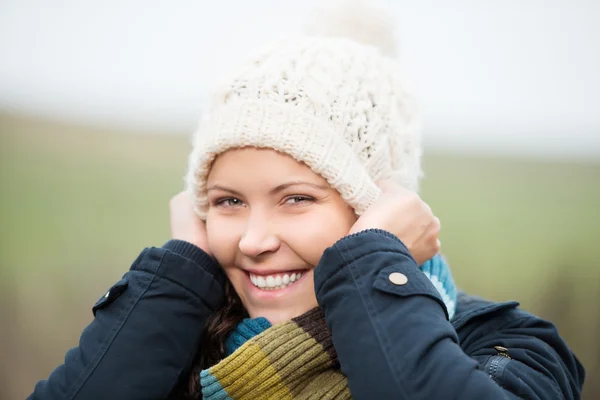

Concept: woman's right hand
[[169, 191, 211, 256]]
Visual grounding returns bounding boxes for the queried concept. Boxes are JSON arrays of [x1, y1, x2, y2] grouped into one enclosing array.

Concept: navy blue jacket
[[29, 230, 584, 399]]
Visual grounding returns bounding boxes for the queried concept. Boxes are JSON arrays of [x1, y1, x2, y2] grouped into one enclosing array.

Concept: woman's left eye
[[285, 196, 314, 205]]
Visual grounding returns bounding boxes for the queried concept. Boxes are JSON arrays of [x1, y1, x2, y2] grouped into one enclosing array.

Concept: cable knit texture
[[187, 35, 421, 218]]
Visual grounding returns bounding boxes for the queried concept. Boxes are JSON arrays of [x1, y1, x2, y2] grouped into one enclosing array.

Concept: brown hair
[[176, 281, 248, 399]]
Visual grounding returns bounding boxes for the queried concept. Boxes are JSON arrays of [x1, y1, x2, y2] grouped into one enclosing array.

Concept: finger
[[375, 179, 403, 193], [427, 218, 441, 245], [432, 216, 440, 232], [411, 216, 440, 255], [170, 191, 187, 208]]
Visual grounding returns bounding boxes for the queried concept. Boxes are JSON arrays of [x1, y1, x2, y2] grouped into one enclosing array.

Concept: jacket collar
[[451, 292, 519, 331]]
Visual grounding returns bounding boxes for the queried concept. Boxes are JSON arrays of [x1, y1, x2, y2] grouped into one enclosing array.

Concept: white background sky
[[1, 0, 599, 160]]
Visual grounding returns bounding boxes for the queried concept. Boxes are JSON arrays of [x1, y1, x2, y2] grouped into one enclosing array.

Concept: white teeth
[[249, 271, 306, 290], [256, 276, 266, 288]]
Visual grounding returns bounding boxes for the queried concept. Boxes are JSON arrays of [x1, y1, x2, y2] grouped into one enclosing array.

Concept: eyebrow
[[269, 181, 329, 195], [206, 184, 243, 197], [206, 181, 328, 196]]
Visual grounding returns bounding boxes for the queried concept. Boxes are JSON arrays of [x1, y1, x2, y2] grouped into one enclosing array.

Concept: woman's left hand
[[348, 179, 440, 265]]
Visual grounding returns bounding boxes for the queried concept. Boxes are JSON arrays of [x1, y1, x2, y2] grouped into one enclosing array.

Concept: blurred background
[[1, 0, 599, 398]]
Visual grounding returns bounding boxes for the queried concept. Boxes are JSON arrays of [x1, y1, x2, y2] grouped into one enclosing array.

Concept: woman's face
[[206, 147, 357, 324]]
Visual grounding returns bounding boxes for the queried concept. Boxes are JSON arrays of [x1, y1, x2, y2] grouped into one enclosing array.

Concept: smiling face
[[205, 147, 357, 324]]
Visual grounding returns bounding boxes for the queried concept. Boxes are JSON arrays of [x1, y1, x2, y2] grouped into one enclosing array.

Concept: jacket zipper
[[487, 346, 512, 384]]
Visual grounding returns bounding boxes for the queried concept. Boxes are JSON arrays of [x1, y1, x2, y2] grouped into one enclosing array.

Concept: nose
[[238, 215, 280, 258]]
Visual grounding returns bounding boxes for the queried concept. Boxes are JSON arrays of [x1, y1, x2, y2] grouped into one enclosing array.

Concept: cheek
[[206, 214, 239, 267], [286, 208, 356, 266], [206, 215, 248, 293]]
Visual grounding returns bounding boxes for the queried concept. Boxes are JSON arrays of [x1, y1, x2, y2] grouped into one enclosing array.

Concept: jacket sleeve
[[314, 229, 584, 400], [28, 240, 225, 400]]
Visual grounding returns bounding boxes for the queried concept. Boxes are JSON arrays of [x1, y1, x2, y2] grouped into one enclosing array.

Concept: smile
[[248, 271, 307, 291]]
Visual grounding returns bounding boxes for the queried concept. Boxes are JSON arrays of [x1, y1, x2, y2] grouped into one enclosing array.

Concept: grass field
[[1, 112, 599, 398]]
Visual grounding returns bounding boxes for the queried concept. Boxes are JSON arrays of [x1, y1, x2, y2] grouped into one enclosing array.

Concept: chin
[[253, 306, 315, 325]]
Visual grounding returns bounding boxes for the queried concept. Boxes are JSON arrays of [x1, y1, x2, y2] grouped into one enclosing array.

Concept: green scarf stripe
[[238, 328, 330, 398], [304, 371, 350, 399], [255, 309, 338, 398], [207, 325, 296, 393], [207, 323, 314, 398]]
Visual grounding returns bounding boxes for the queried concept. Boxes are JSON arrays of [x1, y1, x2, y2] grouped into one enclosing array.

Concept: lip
[[244, 268, 308, 276], [244, 269, 311, 299], [244, 268, 310, 276]]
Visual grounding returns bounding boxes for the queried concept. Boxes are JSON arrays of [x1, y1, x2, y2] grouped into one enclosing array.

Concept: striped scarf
[[200, 307, 348, 400], [200, 254, 457, 399]]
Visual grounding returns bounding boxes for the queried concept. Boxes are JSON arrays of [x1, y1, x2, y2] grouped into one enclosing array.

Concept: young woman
[[29, 16, 584, 400]]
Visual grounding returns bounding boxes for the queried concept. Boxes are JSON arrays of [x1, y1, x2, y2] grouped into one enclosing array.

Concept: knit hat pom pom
[[306, 0, 398, 57]]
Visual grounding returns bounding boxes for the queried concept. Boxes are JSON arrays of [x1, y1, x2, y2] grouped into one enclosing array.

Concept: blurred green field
[[1, 112, 599, 398]]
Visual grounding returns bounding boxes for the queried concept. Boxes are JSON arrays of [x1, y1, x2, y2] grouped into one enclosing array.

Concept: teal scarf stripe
[[225, 316, 271, 356], [200, 369, 231, 400], [421, 254, 457, 320]]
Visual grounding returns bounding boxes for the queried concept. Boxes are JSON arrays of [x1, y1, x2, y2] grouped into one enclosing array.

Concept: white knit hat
[[187, 2, 421, 218]]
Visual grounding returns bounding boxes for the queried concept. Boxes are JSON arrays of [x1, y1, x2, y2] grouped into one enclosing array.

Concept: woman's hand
[[348, 180, 440, 265], [169, 191, 211, 256]]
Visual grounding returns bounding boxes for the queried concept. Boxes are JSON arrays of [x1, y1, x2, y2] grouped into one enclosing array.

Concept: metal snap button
[[389, 272, 408, 285]]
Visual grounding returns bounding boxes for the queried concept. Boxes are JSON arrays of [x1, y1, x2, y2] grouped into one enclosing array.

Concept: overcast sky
[[1, 0, 599, 159]]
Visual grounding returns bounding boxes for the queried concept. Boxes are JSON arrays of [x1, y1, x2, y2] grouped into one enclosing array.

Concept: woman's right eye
[[215, 197, 244, 208]]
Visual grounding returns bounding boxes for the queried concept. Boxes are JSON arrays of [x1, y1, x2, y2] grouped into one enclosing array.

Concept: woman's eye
[[215, 198, 244, 207], [285, 196, 314, 205]]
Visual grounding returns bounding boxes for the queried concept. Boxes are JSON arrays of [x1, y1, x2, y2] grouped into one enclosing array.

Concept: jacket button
[[389, 272, 408, 285]]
